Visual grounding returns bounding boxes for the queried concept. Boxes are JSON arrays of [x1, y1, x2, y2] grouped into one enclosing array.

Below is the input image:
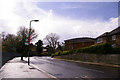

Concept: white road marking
[[30, 64, 58, 79]]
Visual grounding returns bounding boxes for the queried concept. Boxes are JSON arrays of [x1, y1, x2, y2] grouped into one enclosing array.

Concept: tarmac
[[55, 58, 120, 68]]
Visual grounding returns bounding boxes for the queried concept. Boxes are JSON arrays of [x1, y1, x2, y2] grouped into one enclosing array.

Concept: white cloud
[[0, 1, 118, 43], [22, 0, 120, 2], [34, 15, 118, 42]]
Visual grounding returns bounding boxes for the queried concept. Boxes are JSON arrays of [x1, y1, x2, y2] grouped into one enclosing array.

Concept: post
[[28, 21, 31, 65], [28, 20, 39, 65]]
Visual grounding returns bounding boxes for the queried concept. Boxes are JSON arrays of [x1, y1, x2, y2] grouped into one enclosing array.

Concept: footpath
[[0, 57, 57, 79]]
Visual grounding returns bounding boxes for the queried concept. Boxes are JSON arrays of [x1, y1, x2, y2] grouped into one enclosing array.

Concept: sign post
[[25, 37, 30, 65]]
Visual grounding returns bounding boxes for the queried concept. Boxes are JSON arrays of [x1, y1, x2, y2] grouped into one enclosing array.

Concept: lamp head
[[34, 20, 39, 22]]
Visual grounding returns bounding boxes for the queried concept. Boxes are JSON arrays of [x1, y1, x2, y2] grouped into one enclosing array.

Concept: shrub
[[51, 52, 59, 56], [51, 49, 76, 57], [76, 43, 114, 54], [113, 47, 120, 54], [52, 43, 119, 57]]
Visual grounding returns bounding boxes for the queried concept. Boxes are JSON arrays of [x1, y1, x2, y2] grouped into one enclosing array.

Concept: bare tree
[[44, 33, 59, 49], [17, 26, 38, 42], [17, 26, 38, 60]]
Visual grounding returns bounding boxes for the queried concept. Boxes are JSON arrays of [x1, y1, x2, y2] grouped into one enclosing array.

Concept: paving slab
[[0, 57, 51, 79]]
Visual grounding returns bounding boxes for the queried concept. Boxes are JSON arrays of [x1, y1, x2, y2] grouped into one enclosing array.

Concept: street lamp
[[28, 20, 39, 65]]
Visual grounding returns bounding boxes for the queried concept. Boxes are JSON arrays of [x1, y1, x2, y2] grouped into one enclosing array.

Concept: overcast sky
[[0, 0, 119, 43]]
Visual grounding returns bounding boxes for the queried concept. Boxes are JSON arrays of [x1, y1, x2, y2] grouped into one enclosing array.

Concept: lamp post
[[28, 20, 39, 65]]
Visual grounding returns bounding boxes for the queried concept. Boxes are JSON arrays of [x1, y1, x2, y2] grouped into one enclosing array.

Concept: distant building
[[64, 27, 120, 50], [95, 26, 120, 48], [95, 32, 109, 44], [41, 47, 47, 55], [65, 37, 95, 50]]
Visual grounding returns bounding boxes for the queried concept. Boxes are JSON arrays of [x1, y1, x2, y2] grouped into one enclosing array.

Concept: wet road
[[30, 57, 119, 79]]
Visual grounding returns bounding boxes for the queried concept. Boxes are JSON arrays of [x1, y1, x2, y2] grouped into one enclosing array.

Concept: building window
[[112, 35, 116, 40], [97, 38, 103, 43]]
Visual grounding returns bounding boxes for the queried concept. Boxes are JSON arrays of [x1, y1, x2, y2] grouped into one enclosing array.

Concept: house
[[64, 27, 120, 50], [95, 26, 120, 48], [65, 37, 95, 50], [95, 32, 109, 44]]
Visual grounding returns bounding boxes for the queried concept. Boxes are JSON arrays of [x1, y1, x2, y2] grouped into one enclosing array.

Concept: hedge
[[76, 43, 114, 54], [51, 50, 76, 57], [52, 43, 120, 56]]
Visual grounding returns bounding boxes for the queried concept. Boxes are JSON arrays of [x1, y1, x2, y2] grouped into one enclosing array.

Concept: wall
[[65, 40, 72, 50], [73, 42, 94, 50], [116, 33, 120, 47], [0, 52, 21, 68], [65, 40, 94, 50], [55, 53, 120, 65]]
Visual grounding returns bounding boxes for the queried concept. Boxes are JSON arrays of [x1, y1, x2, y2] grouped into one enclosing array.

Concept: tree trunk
[[21, 56, 23, 61]]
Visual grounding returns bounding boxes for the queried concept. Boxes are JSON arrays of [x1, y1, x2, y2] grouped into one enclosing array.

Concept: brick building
[[65, 37, 95, 50], [65, 27, 120, 50], [95, 26, 120, 48]]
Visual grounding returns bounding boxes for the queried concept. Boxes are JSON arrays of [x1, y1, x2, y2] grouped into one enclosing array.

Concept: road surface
[[29, 57, 119, 79], [1, 56, 119, 79]]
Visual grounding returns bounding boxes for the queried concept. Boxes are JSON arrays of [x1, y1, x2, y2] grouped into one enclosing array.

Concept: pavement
[[0, 57, 57, 79]]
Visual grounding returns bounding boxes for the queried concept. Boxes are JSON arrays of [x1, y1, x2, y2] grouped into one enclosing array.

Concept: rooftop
[[97, 26, 120, 38], [65, 37, 95, 43]]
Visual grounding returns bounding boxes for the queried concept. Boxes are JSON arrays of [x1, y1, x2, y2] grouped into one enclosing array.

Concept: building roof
[[97, 26, 120, 38], [109, 26, 120, 36], [97, 32, 109, 38], [65, 37, 95, 43]]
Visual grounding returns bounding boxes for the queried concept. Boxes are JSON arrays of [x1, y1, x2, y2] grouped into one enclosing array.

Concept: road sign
[[25, 42, 28, 45], [25, 37, 29, 45], [25, 38, 29, 42]]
